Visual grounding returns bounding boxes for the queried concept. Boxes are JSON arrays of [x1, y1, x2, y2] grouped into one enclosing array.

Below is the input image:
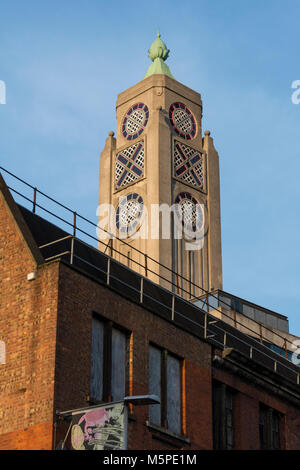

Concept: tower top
[[144, 31, 174, 80]]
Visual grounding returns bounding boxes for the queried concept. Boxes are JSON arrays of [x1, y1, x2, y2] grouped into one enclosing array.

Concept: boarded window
[[90, 317, 127, 403], [149, 345, 182, 435], [167, 354, 181, 434], [111, 328, 126, 401], [91, 317, 104, 401], [149, 345, 162, 426]]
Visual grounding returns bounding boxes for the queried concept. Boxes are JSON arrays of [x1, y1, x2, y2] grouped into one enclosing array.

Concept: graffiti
[[70, 403, 125, 450]]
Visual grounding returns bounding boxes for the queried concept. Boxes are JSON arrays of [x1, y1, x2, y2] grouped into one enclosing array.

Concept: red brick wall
[[213, 365, 300, 450], [2, 194, 300, 450], [54, 262, 213, 450], [0, 422, 53, 450], [47, 260, 300, 450], [0, 195, 59, 450]]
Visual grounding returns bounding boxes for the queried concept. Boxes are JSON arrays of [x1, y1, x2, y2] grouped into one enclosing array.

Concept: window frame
[[212, 381, 236, 450], [148, 343, 184, 436], [90, 314, 129, 404], [259, 403, 282, 450]]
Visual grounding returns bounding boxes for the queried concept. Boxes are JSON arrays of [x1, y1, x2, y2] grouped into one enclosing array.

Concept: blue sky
[[1, 0, 300, 335]]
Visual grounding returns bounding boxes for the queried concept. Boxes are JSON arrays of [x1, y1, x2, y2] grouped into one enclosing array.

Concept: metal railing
[[1, 166, 299, 379], [37, 235, 300, 386]]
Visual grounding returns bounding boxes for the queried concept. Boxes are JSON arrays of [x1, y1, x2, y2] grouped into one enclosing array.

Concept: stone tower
[[98, 33, 222, 299]]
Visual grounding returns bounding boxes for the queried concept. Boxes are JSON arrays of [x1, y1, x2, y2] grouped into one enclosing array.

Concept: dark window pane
[[167, 354, 181, 434], [149, 345, 162, 426], [225, 389, 234, 449], [90, 318, 104, 401], [259, 406, 267, 449], [259, 404, 281, 450], [213, 382, 235, 450], [272, 412, 280, 450], [111, 328, 126, 401]]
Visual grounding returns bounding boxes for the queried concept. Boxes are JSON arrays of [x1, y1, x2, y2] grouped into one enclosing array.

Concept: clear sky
[[1, 0, 300, 335]]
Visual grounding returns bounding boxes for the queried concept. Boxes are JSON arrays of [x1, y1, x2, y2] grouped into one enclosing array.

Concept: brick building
[[1, 171, 300, 450], [1, 34, 300, 450]]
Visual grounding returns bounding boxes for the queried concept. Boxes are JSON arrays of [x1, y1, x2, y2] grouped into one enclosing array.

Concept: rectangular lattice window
[[174, 141, 205, 190], [115, 141, 145, 189]]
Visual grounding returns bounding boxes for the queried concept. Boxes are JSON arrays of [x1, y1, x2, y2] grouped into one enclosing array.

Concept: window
[[90, 316, 127, 403], [213, 381, 235, 449], [148, 345, 182, 435], [259, 404, 281, 450], [225, 389, 234, 450]]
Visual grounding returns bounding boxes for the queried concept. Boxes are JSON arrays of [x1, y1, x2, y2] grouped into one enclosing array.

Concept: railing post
[[73, 211, 77, 237], [176, 273, 180, 296], [140, 277, 143, 303], [204, 313, 207, 339], [144, 253, 148, 277], [284, 338, 287, 359], [33, 187, 37, 213], [107, 258, 110, 285], [171, 295, 175, 321], [259, 324, 263, 344], [233, 308, 237, 328], [70, 237, 74, 265]]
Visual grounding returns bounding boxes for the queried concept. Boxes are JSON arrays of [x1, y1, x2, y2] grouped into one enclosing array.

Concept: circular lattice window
[[169, 102, 196, 140], [116, 193, 144, 235], [122, 103, 149, 140], [175, 192, 204, 237]]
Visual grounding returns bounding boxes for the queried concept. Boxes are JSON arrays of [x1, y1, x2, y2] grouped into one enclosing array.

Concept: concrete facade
[[98, 74, 223, 297]]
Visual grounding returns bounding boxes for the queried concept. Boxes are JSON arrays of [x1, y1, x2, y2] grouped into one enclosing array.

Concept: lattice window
[[169, 102, 196, 140], [115, 141, 145, 189], [119, 199, 141, 226], [173, 108, 193, 134], [174, 141, 204, 189], [126, 109, 145, 134], [116, 193, 144, 235], [122, 103, 149, 140], [175, 192, 204, 235]]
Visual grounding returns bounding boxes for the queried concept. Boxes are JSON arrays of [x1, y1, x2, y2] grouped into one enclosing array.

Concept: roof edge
[[0, 172, 44, 265]]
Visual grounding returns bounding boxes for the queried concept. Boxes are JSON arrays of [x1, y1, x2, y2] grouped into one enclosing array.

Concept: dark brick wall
[[213, 366, 300, 449], [53, 262, 300, 450], [2, 195, 300, 450], [54, 262, 213, 450]]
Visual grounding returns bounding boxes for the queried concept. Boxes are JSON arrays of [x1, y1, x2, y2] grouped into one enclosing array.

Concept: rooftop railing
[[1, 165, 299, 382]]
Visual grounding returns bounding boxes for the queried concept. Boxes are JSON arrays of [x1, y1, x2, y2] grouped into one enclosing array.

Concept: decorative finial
[[144, 31, 174, 80]]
